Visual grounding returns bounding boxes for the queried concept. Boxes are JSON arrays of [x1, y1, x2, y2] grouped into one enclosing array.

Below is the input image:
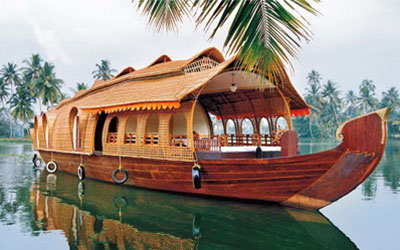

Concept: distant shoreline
[[0, 138, 32, 144]]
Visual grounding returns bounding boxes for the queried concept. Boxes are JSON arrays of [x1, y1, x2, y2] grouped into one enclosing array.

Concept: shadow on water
[[29, 170, 358, 250]]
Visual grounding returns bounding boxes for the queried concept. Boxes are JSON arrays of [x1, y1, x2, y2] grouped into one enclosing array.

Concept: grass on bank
[[0, 138, 32, 144]]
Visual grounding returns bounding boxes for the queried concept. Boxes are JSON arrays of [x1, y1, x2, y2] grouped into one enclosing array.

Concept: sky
[[1, 0, 399, 102]]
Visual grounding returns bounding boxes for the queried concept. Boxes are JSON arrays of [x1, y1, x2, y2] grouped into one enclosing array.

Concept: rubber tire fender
[[77, 165, 85, 180], [46, 161, 58, 173], [112, 169, 128, 184], [32, 154, 42, 168]]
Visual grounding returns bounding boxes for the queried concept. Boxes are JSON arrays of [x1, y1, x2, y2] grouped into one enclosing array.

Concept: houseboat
[[30, 47, 389, 210]]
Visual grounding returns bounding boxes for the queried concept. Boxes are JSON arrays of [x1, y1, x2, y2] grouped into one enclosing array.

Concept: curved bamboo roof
[[57, 47, 309, 115]]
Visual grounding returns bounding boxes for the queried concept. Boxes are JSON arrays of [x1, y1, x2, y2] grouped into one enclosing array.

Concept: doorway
[[95, 112, 107, 152]]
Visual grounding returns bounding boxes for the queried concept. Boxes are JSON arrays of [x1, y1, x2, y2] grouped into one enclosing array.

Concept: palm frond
[[136, 0, 191, 32]]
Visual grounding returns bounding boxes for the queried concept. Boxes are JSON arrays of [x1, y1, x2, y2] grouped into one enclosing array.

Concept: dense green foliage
[[294, 70, 400, 138]]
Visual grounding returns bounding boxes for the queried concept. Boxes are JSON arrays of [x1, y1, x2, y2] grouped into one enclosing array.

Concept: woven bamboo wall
[[30, 128, 36, 149], [83, 114, 97, 152], [37, 115, 46, 149], [50, 105, 74, 151]]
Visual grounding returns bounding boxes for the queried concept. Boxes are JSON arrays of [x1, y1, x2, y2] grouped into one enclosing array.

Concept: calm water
[[0, 140, 399, 250]]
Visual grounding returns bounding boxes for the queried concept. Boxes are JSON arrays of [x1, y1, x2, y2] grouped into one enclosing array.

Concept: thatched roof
[[57, 47, 309, 115]]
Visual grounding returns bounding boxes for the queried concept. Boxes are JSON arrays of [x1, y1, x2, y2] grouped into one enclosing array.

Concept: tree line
[[294, 70, 400, 138], [0, 54, 116, 138]]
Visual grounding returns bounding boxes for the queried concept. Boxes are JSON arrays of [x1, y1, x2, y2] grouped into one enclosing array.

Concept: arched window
[[107, 117, 118, 144], [125, 115, 137, 144], [260, 117, 271, 146], [241, 118, 254, 135], [226, 119, 236, 146], [260, 118, 270, 135], [69, 107, 81, 151], [226, 119, 236, 135], [169, 113, 187, 146], [209, 113, 223, 135], [145, 114, 159, 145], [276, 117, 288, 131]]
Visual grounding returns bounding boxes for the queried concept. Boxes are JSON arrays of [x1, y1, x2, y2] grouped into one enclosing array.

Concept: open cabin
[[30, 48, 310, 162]]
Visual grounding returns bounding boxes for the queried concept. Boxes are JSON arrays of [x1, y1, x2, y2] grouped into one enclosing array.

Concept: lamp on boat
[[230, 72, 237, 92]]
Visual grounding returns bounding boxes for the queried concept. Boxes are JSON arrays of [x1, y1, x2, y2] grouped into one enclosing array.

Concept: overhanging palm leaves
[[134, 0, 320, 84]]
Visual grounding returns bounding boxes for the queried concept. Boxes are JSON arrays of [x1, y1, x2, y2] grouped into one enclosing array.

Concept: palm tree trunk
[[21, 122, 25, 138], [332, 105, 340, 127], [9, 118, 12, 138], [308, 115, 313, 139], [9, 82, 13, 138]]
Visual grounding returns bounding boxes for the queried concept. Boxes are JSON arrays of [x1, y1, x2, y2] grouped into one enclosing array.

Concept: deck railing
[[144, 133, 159, 145], [170, 134, 187, 147], [194, 136, 222, 151], [194, 133, 282, 151], [107, 132, 118, 144], [124, 133, 137, 144]]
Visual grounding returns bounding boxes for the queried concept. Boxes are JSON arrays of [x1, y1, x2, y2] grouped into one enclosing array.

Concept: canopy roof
[[57, 47, 309, 116]]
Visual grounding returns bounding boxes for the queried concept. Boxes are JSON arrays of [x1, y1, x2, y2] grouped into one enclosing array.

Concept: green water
[[0, 140, 399, 250]]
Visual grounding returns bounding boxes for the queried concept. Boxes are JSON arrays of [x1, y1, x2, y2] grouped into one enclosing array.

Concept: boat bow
[[282, 108, 390, 209]]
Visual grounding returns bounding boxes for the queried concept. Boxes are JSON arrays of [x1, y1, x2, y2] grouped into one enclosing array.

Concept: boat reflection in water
[[31, 171, 358, 250]]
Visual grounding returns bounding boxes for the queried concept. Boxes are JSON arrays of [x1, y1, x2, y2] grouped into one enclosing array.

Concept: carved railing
[[183, 57, 219, 74]]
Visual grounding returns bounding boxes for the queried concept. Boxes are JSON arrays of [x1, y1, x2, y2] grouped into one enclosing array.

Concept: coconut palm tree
[[8, 78, 34, 137], [34, 62, 63, 111], [358, 79, 378, 114], [305, 82, 325, 138], [92, 60, 116, 80], [0, 63, 21, 137], [70, 82, 89, 94], [344, 90, 359, 118], [321, 80, 341, 126], [381, 87, 400, 111], [0, 63, 21, 95], [306, 70, 322, 87], [134, 0, 320, 85], [22, 54, 43, 97], [0, 78, 9, 108]]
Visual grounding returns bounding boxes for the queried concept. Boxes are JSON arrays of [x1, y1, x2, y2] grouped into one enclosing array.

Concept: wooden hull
[[38, 108, 389, 210]]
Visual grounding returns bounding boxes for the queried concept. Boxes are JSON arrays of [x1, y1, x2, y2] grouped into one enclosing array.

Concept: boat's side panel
[[39, 149, 343, 204]]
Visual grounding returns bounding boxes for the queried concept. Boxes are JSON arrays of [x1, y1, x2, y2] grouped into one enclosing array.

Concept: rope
[[80, 154, 84, 166], [119, 156, 122, 171]]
